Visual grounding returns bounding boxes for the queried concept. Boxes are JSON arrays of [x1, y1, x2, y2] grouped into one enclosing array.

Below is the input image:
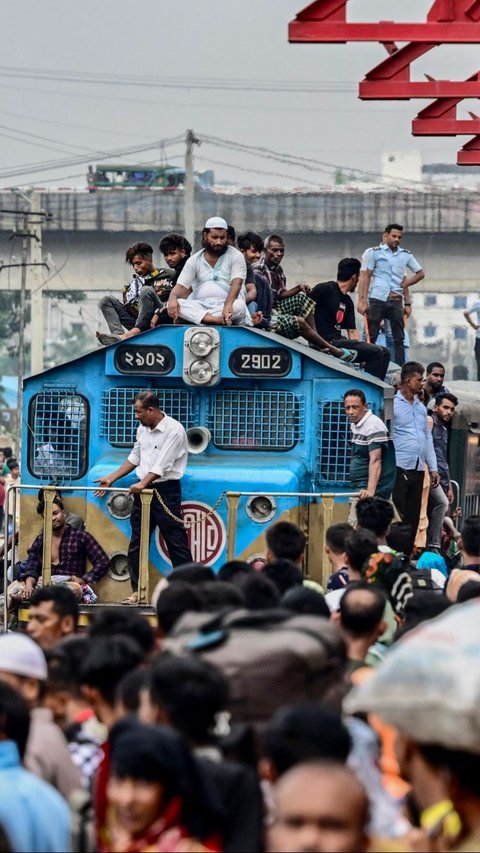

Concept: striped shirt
[[350, 410, 396, 498]]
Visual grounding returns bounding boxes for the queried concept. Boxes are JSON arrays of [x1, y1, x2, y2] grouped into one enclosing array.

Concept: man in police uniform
[[94, 391, 192, 603], [357, 224, 425, 366]]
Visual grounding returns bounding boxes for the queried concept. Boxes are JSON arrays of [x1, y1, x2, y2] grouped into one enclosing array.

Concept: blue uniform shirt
[[364, 244, 422, 302], [393, 391, 437, 472]]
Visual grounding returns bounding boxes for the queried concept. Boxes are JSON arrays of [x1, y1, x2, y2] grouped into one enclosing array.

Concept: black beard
[[204, 241, 228, 257]]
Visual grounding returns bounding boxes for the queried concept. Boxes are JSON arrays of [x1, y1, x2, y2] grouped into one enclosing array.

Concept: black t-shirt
[[310, 280, 355, 342], [245, 261, 255, 286]]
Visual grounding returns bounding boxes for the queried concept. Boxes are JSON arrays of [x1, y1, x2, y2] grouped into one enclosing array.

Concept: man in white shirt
[[94, 391, 192, 604], [167, 216, 251, 326]]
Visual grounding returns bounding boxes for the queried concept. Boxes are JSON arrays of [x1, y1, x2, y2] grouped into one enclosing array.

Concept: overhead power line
[[200, 133, 435, 189], [0, 134, 184, 180], [0, 65, 355, 94]]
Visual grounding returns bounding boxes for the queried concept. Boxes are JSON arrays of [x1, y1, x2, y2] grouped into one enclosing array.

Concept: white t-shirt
[[178, 246, 246, 301]]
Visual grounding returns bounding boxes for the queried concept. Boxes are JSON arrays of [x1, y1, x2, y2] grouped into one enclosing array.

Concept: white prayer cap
[[0, 633, 47, 680], [204, 216, 228, 230]]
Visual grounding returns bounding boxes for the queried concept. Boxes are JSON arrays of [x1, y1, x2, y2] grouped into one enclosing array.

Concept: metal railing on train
[[2, 483, 361, 630], [3, 484, 156, 631]]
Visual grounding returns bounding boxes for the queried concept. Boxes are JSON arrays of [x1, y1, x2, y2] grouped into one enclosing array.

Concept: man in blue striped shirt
[[392, 361, 440, 537]]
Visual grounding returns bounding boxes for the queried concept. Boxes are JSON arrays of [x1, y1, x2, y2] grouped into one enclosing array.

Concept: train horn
[[187, 426, 211, 454]]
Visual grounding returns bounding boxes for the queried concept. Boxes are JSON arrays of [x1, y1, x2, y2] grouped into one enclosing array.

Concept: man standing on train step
[[357, 224, 425, 366], [94, 391, 192, 604], [343, 389, 396, 524], [167, 216, 251, 326]]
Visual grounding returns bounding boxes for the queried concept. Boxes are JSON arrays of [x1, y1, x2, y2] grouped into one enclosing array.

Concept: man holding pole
[[94, 391, 192, 604]]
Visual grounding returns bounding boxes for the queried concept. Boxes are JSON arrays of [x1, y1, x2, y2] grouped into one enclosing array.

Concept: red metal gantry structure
[[288, 0, 480, 164]]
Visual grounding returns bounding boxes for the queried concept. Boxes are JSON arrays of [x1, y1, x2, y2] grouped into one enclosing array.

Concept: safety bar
[[3, 484, 153, 632], [3, 484, 360, 629], [225, 490, 359, 585]]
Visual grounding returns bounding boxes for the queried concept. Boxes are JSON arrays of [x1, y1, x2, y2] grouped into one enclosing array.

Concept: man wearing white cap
[[167, 217, 251, 326], [0, 633, 82, 800]]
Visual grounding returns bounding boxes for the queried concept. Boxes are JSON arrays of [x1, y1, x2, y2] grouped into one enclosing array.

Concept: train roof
[[251, 328, 392, 391], [24, 325, 392, 394], [448, 381, 480, 430]]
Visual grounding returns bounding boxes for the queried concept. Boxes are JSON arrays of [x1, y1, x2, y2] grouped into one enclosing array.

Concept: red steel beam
[[428, 0, 480, 21], [458, 135, 480, 163], [289, 0, 480, 42], [289, 22, 480, 43], [360, 44, 435, 100], [361, 80, 480, 98], [414, 118, 480, 134], [358, 42, 480, 99], [289, 0, 480, 164], [412, 72, 480, 134]]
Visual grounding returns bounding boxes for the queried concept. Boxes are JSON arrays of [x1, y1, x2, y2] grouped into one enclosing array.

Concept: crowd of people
[[0, 505, 479, 852], [0, 215, 478, 852], [95, 218, 432, 381], [344, 358, 460, 565]]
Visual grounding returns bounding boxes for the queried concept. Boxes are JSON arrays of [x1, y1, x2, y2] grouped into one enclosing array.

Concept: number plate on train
[[229, 347, 292, 376], [114, 345, 176, 374]]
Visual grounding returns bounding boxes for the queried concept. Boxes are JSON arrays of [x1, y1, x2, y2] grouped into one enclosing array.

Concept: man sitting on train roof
[[150, 232, 192, 328], [167, 216, 252, 326], [96, 241, 174, 346], [310, 259, 390, 381], [7, 496, 110, 606], [253, 233, 357, 359]]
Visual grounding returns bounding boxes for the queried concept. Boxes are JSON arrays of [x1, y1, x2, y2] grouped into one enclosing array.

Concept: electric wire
[[0, 134, 185, 180], [0, 65, 356, 93]]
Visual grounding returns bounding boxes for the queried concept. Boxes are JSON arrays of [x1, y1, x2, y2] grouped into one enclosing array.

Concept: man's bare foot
[[96, 332, 121, 346], [251, 311, 264, 326]]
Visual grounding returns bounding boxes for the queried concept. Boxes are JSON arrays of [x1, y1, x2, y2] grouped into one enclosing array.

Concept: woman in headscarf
[[103, 718, 223, 853]]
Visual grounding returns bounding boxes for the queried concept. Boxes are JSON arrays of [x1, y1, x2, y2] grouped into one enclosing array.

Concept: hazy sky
[[1, 0, 478, 189]]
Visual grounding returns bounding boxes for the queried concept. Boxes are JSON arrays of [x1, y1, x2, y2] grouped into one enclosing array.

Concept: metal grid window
[[101, 388, 197, 447], [209, 390, 303, 450], [316, 400, 351, 486], [29, 388, 88, 482]]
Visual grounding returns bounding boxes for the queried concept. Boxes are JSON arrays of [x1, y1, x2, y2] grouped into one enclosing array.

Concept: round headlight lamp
[[246, 495, 276, 523], [188, 359, 214, 385], [189, 330, 215, 357]]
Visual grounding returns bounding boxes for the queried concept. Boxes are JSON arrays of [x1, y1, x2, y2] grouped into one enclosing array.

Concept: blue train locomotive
[[20, 325, 391, 600]]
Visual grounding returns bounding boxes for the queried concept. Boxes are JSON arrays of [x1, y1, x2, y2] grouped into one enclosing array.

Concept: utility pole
[[0, 195, 50, 441], [28, 193, 45, 374], [17, 212, 29, 444], [184, 129, 201, 249]]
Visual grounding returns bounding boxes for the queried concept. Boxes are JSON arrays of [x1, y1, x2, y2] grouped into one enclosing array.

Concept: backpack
[[163, 608, 346, 724], [408, 568, 443, 592]]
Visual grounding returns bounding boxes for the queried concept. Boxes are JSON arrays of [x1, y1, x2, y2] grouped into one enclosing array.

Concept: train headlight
[[188, 330, 215, 357], [188, 359, 214, 385], [107, 491, 134, 519], [107, 552, 130, 582], [183, 328, 220, 386], [246, 495, 276, 523]]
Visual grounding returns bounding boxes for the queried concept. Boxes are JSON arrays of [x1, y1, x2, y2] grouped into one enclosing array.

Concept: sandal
[[122, 592, 139, 605], [96, 332, 121, 346], [339, 348, 357, 363]]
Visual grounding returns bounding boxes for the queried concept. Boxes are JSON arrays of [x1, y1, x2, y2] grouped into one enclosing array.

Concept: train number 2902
[[241, 352, 282, 370], [229, 347, 292, 377]]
